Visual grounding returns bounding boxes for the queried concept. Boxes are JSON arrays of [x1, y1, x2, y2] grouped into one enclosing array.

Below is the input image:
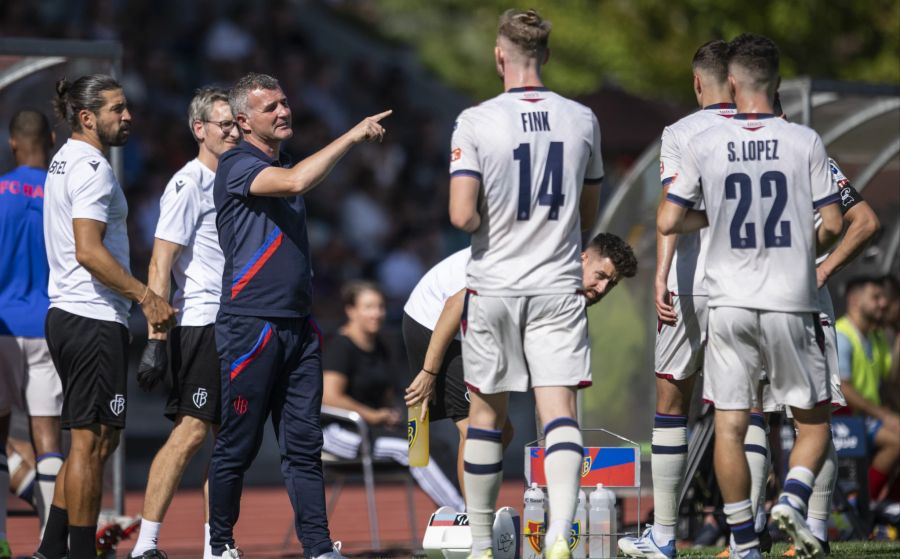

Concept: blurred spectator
[[883, 275, 900, 413], [836, 276, 898, 503], [321, 281, 464, 510]]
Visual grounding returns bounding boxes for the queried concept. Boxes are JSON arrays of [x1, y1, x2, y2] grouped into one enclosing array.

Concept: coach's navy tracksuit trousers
[[209, 312, 332, 557]]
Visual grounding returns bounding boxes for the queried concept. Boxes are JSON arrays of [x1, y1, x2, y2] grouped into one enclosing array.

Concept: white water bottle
[[522, 482, 545, 559], [571, 488, 587, 558], [588, 483, 616, 558]]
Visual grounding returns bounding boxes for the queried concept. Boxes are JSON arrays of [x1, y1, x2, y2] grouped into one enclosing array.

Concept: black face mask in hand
[[137, 338, 168, 391]]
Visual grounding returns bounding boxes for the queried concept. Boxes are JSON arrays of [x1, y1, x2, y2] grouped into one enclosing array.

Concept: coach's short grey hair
[[188, 86, 230, 139], [229, 73, 281, 117]]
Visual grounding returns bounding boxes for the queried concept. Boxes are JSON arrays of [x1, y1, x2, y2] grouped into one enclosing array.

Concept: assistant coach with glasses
[[207, 72, 391, 559]]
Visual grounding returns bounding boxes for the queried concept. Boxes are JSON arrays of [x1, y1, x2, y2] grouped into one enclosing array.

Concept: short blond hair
[[498, 8, 551, 58]]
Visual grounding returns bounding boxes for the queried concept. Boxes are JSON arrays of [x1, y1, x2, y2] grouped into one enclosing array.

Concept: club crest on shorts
[[233, 395, 248, 415], [193, 387, 208, 409], [109, 394, 126, 416]]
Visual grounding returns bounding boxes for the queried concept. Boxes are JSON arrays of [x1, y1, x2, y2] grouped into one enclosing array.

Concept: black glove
[[137, 339, 168, 392]]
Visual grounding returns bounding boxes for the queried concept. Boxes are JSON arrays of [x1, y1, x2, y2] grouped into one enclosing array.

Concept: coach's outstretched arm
[[248, 110, 391, 197], [74, 218, 176, 331], [817, 201, 880, 288]]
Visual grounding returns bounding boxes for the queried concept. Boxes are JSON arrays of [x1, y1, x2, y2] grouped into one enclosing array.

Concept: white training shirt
[[660, 104, 737, 296], [814, 158, 853, 323], [154, 158, 224, 326], [44, 139, 131, 324], [403, 248, 470, 333], [450, 87, 603, 296], [667, 115, 840, 312]]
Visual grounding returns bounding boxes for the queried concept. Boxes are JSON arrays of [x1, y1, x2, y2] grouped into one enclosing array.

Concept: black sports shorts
[[45, 307, 129, 429], [401, 312, 469, 423], [166, 324, 221, 423]]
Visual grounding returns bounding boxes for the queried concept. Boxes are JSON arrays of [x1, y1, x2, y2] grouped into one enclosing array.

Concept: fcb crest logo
[[526, 520, 544, 553], [193, 387, 208, 409], [581, 455, 592, 477], [233, 396, 248, 415], [567, 520, 582, 550], [408, 418, 418, 447], [109, 394, 126, 416]]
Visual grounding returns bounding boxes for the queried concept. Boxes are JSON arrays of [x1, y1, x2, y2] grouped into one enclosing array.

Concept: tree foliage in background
[[348, 0, 900, 101]]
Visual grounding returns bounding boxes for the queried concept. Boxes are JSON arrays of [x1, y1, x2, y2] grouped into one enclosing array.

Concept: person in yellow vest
[[836, 275, 898, 502]]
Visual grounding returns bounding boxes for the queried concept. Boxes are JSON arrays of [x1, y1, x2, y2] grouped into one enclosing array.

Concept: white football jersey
[[403, 247, 469, 334], [154, 158, 224, 327], [44, 139, 131, 324], [660, 103, 737, 296], [450, 87, 603, 295], [667, 115, 840, 312]]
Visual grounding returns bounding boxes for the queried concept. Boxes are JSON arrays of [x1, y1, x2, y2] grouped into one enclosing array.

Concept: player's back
[[671, 115, 838, 312], [450, 87, 603, 296], [661, 105, 736, 296]]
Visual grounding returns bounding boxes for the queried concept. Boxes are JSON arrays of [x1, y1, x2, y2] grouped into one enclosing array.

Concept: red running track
[[7, 481, 647, 558]]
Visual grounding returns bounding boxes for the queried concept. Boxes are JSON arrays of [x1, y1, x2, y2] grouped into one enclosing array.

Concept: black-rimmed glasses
[[203, 119, 236, 133]]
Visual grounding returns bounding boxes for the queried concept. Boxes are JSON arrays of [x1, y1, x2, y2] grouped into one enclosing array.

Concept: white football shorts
[[761, 313, 845, 413], [655, 294, 708, 380], [704, 307, 830, 411], [0, 336, 63, 416], [461, 291, 591, 394]]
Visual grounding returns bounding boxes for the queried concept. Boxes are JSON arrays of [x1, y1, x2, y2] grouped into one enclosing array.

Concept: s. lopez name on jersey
[[727, 140, 779, 162], [520, 111, 551, 132]]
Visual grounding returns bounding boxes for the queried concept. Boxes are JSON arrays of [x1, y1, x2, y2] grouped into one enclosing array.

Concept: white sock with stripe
[[463, 427, 504, 557], [807, 439, 837, 541], [650, 413, 687, 543], [542, 417, 583, 547], [35, 453, 63, 534]]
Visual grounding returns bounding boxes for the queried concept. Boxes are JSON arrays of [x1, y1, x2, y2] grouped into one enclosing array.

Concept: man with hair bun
[[448, 8, 604, 559], [128, 87, 240, 559], [0, 108, 62, 559], [35, 74, 177, 559], [207, 72, 390, 559]]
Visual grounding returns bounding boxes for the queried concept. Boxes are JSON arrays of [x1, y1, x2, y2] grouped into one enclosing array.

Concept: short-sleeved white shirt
[[660, 104, 737, 296], [154, 158, 224, 326], [403, 248, 469, 333], [667, 115, 840, 312], [44, 139, 131, 324], [449, 87, 603, 296]]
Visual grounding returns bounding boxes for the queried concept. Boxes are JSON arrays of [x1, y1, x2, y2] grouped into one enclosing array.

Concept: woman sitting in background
[[321, 280, 465, 510]]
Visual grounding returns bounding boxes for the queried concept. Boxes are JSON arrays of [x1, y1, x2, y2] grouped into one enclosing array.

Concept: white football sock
[[807, 439, 837, 541], [35, 453, 63, 534], [781, 467, 816, 515], [131, 518, 161, 557], [745, 413, 769, 533], [542, 417, 583, 547], [650, 413, 687, 543], [463, 427, 503, 556]]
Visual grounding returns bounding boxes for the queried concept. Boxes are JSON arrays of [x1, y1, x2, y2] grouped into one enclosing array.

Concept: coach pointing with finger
[[207, 72, 390, 559]]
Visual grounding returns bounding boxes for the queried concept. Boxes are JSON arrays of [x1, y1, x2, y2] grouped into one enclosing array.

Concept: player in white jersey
[[752, 98, 881, 555], [619, 40, 738, 559], [403, 234, 637, 491], [128, 88, 240, 559], [659, 35, 844, 559], [37, 75, 177, 559], [448, 9, 603, 559]]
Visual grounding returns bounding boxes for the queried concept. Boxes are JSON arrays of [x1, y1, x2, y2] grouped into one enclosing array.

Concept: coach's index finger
[[371, 109, 393, 122]]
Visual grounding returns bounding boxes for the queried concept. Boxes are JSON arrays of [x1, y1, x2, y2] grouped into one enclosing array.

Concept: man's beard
[[98, 122, 130, 147]]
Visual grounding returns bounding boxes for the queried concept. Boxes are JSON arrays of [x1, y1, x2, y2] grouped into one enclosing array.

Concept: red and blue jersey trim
[[230, 323, 273, 381], [231, 227, 283, 299]]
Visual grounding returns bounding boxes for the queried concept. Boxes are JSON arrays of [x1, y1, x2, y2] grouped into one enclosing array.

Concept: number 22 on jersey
[[726, 170, 791, 249], [513, 141, 565, 221]]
